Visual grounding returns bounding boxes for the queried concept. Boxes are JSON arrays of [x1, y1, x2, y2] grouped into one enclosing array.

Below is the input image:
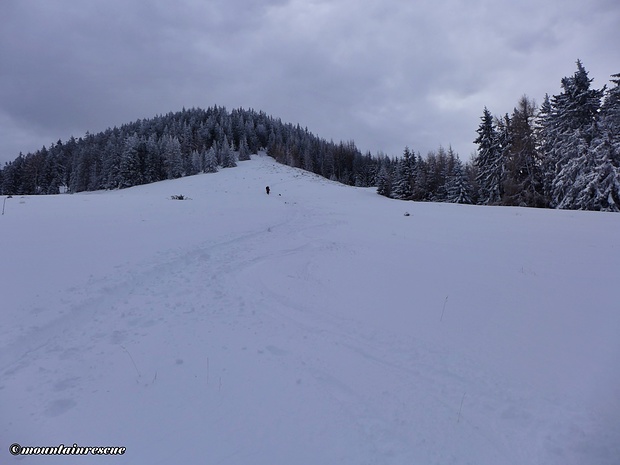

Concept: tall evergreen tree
[[412, 154, 428, 201], [302, 146, 314, 173], [219, 135, 237, 168], [118, 133, 145, 188], [42, 143, 65, 194], [238, 134, 251, 161], [376, 156, 393, 198], [446, 154, 472, 204], [69, 143, 95, 193], [575, 73, 620, 211], [549, 60, 605, 209], [190, 150, 204, 175], [535, 94, 555, 205], [204, 146, 218, 173], [143, 134, 164, 183], [392, 147, 414, 200], [162, 135, 184, 179], [473, 108, 503, 205]]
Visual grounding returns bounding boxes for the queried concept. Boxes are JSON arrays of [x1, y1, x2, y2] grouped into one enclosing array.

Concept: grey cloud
[[1, 0, 618, 164]]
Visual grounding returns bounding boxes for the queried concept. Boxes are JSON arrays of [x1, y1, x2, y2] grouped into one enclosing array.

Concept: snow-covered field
[[2, 154, 619, 464]]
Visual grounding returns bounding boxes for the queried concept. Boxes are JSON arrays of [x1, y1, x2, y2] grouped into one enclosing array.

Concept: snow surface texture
[[1, 154, 619, 464]]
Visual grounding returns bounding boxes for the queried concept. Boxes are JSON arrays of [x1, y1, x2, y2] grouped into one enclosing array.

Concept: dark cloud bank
[[1, 0, 619, 165]]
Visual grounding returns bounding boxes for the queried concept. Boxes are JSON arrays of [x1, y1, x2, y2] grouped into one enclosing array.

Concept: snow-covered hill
[[2, 155, 619, 464]]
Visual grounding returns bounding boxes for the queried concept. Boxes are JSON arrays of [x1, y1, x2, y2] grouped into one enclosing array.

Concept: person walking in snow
[[266, 186, 270, 195]]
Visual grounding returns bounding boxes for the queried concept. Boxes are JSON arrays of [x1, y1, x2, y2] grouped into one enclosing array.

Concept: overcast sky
[[1, 0, 619, 166]]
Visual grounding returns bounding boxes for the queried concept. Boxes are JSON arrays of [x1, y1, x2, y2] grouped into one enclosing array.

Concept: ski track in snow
[[1, 155, 619, 464]]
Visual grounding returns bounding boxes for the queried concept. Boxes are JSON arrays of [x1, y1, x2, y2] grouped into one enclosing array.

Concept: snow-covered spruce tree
[[574, 73, 620, 211], [118, 133, 143, 188], [446, 154, 472, 204], [68, 145, 92, 193], [494, 114, 512, 203], [19, 150, 43, 194], [473, 107, 503, 205], [575, 130, 620, 211], [144, 134, 164, 184], [219, 135, 237, 168], [392, 147, 415, 200], [391, 160, 404, 199], [424, 150, 442, 201], [203, 146, 219, 173], [238, 134, 251, 161], [353, 151, 377, 187], [376, 156, 393, 198], [302, 146, 314, 173], [87, 144, 104, 191], [437, 146, 457, 202], [101, 137, 121, 189], [412, 153, 428, 201], [162, 135, 184, 179], [549, 60, 605, 210], [464, 159, 480, 204], [603, 73, 620, 131], [41, 145, 65, 194], [445, 149, 472, 204], [190, 149, 203, 175], [603, 72, 620, 161], [535, 94, 556, 205]]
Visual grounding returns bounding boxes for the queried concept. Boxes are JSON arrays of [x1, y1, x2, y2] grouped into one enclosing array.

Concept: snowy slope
[[1, 154, 619, 465]]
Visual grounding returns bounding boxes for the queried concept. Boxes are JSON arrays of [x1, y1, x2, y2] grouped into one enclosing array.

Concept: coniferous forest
[[378, 61, 620, 212], [0, 106, 374, 196], [1, 61, 618, 212]]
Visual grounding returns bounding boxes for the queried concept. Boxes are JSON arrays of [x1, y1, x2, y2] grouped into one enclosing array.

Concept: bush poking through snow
[[171, 194, 190, 200]]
